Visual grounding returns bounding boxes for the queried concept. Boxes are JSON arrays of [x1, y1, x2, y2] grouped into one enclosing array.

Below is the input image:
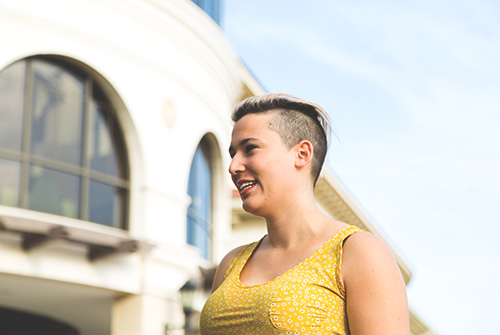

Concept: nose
[[228, 153, 245, 176]]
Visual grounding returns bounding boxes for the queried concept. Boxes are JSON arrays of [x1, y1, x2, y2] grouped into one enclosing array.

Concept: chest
[[239, 243, 328, 286], [201, 260, 348, 335]]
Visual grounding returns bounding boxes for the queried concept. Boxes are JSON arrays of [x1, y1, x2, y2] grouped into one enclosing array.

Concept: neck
[[263, 190, 330, 249]]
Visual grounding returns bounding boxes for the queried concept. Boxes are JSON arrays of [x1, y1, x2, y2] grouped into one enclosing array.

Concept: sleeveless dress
[[200, 225, 363, 335]]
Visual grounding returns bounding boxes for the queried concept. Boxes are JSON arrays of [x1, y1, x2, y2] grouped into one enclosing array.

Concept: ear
[[294, 140, 313, 169]]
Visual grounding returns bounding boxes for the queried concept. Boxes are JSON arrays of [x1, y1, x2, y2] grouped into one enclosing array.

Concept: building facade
[[0, 0, 434, 334], [0, 0, 247, 334]]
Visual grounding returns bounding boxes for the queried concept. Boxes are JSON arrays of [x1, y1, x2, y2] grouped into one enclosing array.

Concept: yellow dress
[[200, 225, 363, 335]]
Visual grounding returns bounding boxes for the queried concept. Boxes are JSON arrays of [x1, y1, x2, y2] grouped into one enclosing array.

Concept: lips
[[237, 180, 257, 195]]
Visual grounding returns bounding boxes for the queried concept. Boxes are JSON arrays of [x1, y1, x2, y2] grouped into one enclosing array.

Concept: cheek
[[268, 154, 295, 173]]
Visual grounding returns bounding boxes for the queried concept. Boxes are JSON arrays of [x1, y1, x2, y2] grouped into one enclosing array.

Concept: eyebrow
[[228, 137, 259, 154]]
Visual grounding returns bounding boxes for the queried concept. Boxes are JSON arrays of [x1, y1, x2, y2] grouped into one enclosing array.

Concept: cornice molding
[[314, 169, 412, 285]]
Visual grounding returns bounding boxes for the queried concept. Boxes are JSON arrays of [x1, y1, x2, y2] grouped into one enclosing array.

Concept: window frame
[[186, 140, 213, 260], [0, 56, 130, 229]]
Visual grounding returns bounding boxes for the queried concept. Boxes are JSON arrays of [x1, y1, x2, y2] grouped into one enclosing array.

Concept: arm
[[211, 245, 245, 293], [341, 232, 410, 335]]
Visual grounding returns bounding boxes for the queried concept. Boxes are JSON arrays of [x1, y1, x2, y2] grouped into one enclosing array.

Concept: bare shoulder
[[343, 231, 392, 256], [341, 232, 410, 334], [211, 245, 246, 293], [341, 232, 399, 282]]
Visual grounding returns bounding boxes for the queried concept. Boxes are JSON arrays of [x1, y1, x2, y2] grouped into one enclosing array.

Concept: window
[[0, 57, 129, 228], [0, 306, 78, 335], [191, 0, 221, 25], [187, 142, 212, 259]]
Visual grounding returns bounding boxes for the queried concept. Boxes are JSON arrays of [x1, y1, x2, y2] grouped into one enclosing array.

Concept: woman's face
[[229, 112, 297, 217]]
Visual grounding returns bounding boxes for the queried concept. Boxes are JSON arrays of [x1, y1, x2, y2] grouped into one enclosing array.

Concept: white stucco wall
[[0, 0, 243, 333]]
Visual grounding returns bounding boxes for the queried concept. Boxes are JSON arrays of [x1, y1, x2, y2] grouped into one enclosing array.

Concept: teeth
[[239, 181, 257, 191]]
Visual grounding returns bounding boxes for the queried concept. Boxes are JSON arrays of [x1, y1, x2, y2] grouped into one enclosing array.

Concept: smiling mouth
[[239, 181, 257, 193]]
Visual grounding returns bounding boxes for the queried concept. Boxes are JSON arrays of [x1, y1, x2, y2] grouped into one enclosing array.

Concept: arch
[[0, 306, 78, 335], [186, 133, 223, 260], [0, 55, 132, 229]]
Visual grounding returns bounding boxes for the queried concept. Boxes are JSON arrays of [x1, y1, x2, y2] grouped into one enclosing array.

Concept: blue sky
[[223, 1, 500, 334]]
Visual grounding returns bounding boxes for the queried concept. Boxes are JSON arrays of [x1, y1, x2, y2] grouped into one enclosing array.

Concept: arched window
[[0, 307, 78, 335], [0, 56, 129, 229], [187, 141, 212, 259]]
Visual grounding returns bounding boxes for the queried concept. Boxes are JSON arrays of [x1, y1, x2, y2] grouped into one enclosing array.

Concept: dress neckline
[[236, 225, 356, 288]]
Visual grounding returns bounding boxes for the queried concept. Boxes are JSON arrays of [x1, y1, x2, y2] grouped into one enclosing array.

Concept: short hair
[[232, 93, 331, 185]]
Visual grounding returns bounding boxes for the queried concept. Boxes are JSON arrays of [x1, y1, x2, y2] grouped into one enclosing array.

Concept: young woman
[[200, 93, 409, 335]]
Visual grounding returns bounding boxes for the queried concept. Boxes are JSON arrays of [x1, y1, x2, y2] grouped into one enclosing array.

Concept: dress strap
[[224, 240, 261, 278], [334, 225, 364, 298]]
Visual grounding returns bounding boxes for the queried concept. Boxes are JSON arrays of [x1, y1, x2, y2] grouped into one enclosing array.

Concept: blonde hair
[[232, 93, 331, 185]]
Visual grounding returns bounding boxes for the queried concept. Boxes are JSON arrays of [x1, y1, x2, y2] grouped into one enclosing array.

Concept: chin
[[241, 201, 266, 218]]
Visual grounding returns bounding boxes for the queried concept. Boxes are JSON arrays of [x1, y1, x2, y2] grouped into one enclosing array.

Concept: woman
[[200, 93, 409, 334]]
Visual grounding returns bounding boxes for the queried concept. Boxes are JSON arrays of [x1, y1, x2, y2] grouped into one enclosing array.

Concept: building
[[0, 0, 435, 334]]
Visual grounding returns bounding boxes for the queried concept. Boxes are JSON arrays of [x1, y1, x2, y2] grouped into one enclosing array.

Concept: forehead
[[231, 113, 274, 137], [229, 113, 281, 148]]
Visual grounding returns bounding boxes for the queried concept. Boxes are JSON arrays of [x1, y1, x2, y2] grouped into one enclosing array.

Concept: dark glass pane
[[0, 61, 25, 152], [211, 1, 220, 24], [187, 146, 212, 258], [192, 0, 220, 24], [88, 180, 124, 228], [30, 60, 84, 166], [0, 158, 20, 206], [88, 105, 124, 177], [0, 307, 79, 335], [27, 165, 80, 218]]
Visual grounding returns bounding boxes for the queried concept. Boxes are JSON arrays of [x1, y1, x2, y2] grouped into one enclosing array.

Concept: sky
[[223, 1, 500, 334]]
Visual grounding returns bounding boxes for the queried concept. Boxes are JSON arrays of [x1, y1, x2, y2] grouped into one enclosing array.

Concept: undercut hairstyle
[[232, 93, 331, 186]]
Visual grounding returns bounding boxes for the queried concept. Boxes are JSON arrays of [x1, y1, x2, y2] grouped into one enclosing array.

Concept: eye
[[245, 144, 257, 153]]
